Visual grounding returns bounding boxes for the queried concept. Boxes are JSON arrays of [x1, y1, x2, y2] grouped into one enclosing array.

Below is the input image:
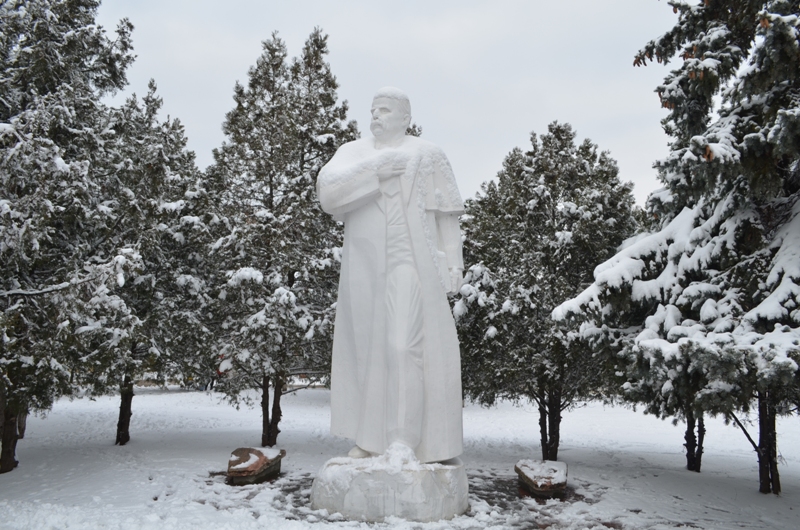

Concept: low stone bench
[[227, 447, 285, 486], [514, 459, 567, 498]]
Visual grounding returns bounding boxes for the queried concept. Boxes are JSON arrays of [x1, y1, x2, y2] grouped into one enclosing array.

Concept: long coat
[[317, 135, 464, 463]]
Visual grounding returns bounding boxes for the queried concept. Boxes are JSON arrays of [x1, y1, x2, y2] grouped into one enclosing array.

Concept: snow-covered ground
[[1, 387, 798, 529]]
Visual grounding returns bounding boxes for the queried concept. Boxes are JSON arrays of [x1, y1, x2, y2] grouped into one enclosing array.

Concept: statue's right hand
[[377, 158, 406, 181]]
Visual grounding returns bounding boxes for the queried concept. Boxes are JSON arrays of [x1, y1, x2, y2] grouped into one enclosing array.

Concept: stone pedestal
[[311, 452, 469, 522]]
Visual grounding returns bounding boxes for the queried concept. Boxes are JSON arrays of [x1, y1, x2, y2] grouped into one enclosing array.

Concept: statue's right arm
[[317, 142, 381, 219]]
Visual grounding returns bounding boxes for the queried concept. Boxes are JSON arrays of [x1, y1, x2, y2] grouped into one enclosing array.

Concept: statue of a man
[[317, 87, 465, 463]]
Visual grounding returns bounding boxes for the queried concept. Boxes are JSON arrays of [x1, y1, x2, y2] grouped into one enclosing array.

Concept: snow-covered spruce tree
[[554, 1, 800, 493], [208, 29, 356, 447], [0, 0, 139, 472], [455, 122, 638, 461]]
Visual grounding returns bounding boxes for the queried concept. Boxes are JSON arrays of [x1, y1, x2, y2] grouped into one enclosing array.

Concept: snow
[[230, 452, 260, 470], [159, 200, 186, 213], [52, 155, 69, 173], [516, 459, 568, 487], [552, 193, 800, 379], [315, 443, 439, 495], [746, 199, 800, 324], [253, 447, 282, 461], [175, 274, 205, 296], [1, 388, 799, 529], [228, 447, 280, 470], [226, 267, 264, 286], [552, 207, 699, 321]]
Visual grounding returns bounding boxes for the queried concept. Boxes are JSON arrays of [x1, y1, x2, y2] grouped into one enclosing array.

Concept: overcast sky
[[95, 1, 678, 205]]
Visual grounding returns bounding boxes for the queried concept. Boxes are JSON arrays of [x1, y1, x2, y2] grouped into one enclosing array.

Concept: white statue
[[317, 87, 465, 463]]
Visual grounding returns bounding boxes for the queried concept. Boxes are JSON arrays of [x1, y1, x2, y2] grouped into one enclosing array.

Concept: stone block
[[226, 447, 285, 486], [515, 459, 567, 498]]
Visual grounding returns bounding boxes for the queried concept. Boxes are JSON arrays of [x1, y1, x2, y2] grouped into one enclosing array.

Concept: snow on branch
[[745, 200, 800, 325], [552, 206, 698, 321], [0, 276, 98, 297]]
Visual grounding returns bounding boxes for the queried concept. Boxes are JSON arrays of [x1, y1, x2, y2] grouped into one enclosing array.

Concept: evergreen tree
[[208, 29, 357, 447], [86, 82, 218, 446], [555, 0, 800, 493], [0, 0, 137, 472], [456, 122, 638, 461]]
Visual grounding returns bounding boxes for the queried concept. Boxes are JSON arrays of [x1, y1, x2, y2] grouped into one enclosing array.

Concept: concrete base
[[311, 452, 469, 522]]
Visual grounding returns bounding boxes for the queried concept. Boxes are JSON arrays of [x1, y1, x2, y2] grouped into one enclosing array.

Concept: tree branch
[[730, 412, 759, 453], [0, 275, 99, 297]]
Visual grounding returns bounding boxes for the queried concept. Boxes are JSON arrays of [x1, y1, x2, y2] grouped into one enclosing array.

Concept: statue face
[[370, 97, 408, 140]]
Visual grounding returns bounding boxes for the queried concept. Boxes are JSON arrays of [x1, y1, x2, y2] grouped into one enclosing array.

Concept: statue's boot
[[347, 446, 372, 458]]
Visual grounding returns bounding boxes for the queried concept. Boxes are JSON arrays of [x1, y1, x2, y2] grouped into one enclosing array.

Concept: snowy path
[[0, 388, 798, 529]]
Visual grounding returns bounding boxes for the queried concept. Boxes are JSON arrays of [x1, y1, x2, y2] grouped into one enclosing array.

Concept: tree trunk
[[0, 405, 19, 473], [684, 407, 700, 472], [695, 412, 705, 472], [537, 390, 548, 461], [115, 374, 134, 446], [265, 374, 283, 447], [535, 386, 562, 461], [260, 375, 271, 447], [767, 402, 781, 495], [15, 410, 28, 439], [757, 391, 781, 494], [545, 389, 562, 461]]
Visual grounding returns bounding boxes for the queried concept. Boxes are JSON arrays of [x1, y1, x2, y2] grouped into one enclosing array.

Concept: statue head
[[370, 87, 411, 144]]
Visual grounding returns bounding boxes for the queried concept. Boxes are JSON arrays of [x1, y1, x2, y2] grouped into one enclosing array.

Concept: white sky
[[96, 0, 677, 205]]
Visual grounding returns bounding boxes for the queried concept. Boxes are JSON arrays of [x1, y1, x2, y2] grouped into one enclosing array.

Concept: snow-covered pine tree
[[405, 123, 423, 137], [83, 81, 220, 446], [0, 0, 138, 472], [456, 122, 638, 461], [208, 29, 356, 447], [554, 0, 800, 493]]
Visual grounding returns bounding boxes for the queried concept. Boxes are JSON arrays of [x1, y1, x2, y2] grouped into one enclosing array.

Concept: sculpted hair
[[373, 86, 411, 118]]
